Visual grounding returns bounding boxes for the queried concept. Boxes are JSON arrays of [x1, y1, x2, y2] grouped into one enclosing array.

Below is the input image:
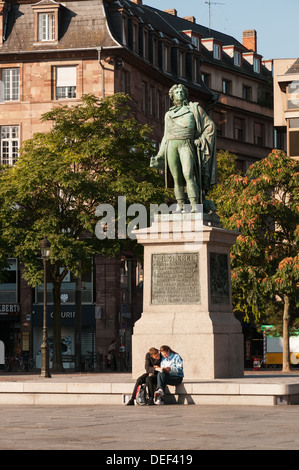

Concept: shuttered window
[[56, 66, 77, 99]]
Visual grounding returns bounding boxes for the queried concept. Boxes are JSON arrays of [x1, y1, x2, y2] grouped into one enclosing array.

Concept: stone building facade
[[0, 0, 273, 369]]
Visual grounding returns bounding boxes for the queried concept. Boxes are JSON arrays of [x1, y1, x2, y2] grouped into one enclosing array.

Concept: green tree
[[216, 150, 299, 372], [0, 93, 168, 372]]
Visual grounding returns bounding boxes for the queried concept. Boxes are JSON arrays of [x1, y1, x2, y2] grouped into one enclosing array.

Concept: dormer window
[[253, 57, 261, 73], [178, 51, 184, 77], [182, 30, 201, 52], [234, 51, 241, 67], [32, 0, 60, 44], [192, 36, 200, 51], [162, 44, 169, 72], [213, 43, 221, 60], [243, 52, 262, 74], [38, 12, 55, 41]]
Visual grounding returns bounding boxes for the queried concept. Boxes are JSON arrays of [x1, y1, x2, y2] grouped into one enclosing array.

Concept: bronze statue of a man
[[150, 84, 216, 213]]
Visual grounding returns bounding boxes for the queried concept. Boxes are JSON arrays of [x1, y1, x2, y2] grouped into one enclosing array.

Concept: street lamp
[[40, 237, 51, 378]]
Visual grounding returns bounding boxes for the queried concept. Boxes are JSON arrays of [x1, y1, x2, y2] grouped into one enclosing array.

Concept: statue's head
[[169, 84, 189, 106]]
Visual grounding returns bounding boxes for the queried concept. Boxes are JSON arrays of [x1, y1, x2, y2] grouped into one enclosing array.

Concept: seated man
[[126, 347, 161, 406], [154, 345, 184, 405]]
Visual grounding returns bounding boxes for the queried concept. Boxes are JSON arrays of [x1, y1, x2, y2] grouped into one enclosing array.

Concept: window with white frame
[[56, 66, 77, 99], [0, 126, 19, 165], [253, 57, 261, 73], [213, 43, 221, 60], [192, 36, 200, 51], [38, 12, 55, 41], [1, 68, 20, 101], [234, 51, 241, 67]]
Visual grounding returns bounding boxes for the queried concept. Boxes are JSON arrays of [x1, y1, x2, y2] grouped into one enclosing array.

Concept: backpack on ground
[[135, 383, 148, 405]]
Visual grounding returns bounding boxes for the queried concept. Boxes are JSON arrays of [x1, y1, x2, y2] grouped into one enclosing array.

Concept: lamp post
[[40, 237, 51, 378]]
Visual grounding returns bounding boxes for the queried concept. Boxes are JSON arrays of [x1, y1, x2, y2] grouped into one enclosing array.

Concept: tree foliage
[[0, 93, 168, 370], [213, 149, 299, 371]]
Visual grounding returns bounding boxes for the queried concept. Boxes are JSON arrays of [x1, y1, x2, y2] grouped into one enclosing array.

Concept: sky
[[143, 0, 298, 61]]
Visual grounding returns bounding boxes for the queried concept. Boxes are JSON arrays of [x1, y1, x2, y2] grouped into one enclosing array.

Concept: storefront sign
[[32, 304, 96, 326], [0, 304, 20, 315]]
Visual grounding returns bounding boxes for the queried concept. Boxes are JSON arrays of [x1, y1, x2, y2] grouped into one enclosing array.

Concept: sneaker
[[126, 398, 135, 406], [147, 398, 155, 406], [155, 397, 164, 405], [154, 388, 164, 400]]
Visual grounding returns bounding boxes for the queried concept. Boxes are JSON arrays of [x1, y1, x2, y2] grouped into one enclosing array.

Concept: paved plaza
[[1, 403, 299, 451], [0, 371, 299, 451]]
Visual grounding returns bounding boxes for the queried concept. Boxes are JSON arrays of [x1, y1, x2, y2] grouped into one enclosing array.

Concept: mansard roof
[[0, 0, 118, 54], [106, 0, 271, 82]]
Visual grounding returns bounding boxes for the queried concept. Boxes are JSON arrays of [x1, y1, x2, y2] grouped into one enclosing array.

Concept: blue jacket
[[160, 352, 184, 377]]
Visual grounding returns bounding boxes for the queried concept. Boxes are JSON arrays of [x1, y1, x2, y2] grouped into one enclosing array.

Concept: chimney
[[164, 9, 177, 16], [131, 0, 142, 4], [243, 29, 257, 53], [183, 16, 196, 23]]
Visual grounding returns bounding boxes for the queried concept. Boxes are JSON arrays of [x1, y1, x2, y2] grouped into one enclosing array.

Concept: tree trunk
[[282, 294, 291, 373], [51, 280, 64, 372]]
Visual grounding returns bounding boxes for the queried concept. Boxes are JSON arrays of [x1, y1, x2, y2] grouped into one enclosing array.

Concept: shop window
[[0, 68, 20, 101], [0, 126, 19, 165]]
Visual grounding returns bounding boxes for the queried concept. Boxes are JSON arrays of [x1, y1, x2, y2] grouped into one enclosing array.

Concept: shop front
[[32, 304, 96, 370], [0, 304, 21, 359]]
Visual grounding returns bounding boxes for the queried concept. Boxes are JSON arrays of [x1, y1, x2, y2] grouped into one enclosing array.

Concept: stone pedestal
[[132, 213, 244, 379]]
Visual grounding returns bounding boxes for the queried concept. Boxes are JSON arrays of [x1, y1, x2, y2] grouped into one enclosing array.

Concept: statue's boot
[[190, 198, 199, 213], [176, 200, 185, 212]]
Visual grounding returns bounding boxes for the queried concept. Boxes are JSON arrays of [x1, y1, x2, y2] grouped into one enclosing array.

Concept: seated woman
[[154, 345, 184, 405]]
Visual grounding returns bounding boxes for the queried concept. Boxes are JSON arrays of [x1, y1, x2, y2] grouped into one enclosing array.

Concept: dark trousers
[[156, 371, 182, 392], [131, 373, 157, 399]]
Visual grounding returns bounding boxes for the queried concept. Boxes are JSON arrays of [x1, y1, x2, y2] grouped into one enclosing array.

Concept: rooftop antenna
[[205, 0, 225, 32]]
